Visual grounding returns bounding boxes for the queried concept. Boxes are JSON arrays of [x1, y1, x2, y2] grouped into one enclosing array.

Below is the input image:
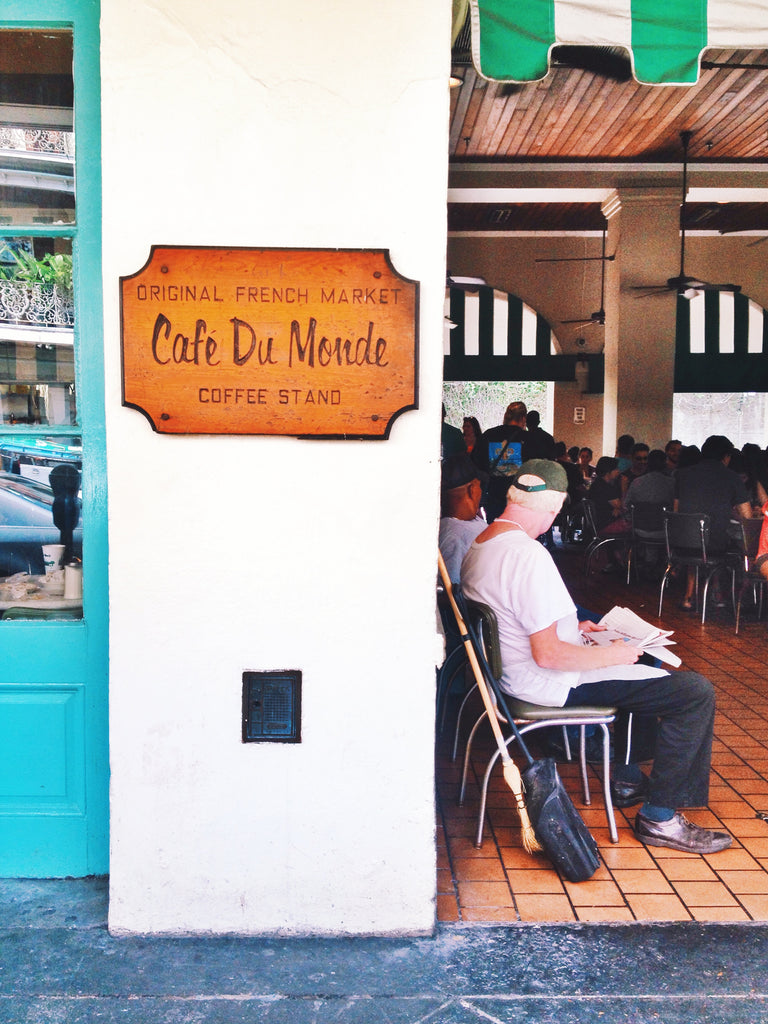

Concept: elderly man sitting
[[460, 459, 731, 855]]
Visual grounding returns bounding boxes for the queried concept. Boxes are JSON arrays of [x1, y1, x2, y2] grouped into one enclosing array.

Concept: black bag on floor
[[520, 756, 600, 882]]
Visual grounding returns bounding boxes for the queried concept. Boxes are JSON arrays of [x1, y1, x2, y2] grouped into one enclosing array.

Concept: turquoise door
[[0, 2, 108, 875]]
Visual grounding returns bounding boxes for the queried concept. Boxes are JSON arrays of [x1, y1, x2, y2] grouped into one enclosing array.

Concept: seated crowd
[[442, 402, 768, 592], [438, 401, 768, 857]]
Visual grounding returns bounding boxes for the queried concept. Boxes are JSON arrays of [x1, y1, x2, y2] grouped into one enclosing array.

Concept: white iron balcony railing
[[0, 127, 74, 158], [0, 280, 74, 329]]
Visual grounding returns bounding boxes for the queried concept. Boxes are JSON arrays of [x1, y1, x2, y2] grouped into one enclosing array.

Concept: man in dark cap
[[461, 459, 731, 855], [439, 453, 487, 584]]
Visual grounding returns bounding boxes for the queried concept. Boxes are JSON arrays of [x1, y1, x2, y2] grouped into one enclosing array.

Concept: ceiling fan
[[633, 130, 741, 299], [535, 228, 611, 327]]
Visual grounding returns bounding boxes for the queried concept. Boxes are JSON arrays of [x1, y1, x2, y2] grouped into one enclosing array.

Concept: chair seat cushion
[[506, 697, 616, 720]]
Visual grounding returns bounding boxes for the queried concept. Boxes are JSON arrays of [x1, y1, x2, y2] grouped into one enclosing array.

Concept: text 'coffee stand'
[[120, 247, 419, 438]]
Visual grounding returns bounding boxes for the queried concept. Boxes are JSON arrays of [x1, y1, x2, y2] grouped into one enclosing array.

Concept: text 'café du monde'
[[134, 280, 404, 370]]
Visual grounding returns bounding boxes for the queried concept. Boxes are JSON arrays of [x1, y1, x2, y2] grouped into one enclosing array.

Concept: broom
[[437, 552, 541, 854]]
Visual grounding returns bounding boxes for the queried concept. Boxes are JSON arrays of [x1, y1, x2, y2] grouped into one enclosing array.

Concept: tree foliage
[[442, 380, 548, 434]]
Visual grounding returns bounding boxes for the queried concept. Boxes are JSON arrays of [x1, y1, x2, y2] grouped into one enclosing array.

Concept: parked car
[[0, 471, 82, 575], [0, 436, 82, 484]]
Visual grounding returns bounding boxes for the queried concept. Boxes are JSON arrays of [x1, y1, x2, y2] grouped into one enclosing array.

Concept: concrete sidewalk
[[2, 878, 768, 1023]]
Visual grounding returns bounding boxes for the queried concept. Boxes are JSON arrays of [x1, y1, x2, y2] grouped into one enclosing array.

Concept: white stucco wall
[[102, 0, 449, 934]]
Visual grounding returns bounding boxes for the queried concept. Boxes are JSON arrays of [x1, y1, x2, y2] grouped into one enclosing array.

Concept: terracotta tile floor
[[436, 542, 768, 923]]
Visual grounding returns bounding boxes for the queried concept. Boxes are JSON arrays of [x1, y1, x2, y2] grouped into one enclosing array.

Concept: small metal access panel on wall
[[242, 671, 302, 744]]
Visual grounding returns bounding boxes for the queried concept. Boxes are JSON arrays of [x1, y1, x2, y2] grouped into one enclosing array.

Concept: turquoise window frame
[[0, 1, 108, 874], [0, 0, 106, 643]]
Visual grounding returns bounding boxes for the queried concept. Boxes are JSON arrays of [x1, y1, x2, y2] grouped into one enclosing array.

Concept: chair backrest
[[629, 501, 667, 536], [462, 596, 504, 681], [580, 499, 599, 542], [663, 510, 710, 560], [736, 515, 764, 566]]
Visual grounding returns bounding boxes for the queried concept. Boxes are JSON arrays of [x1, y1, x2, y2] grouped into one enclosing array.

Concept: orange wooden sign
[[120, 247, 419, 438]]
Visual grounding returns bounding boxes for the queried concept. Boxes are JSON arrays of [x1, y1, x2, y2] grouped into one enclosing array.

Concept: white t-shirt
[[439, 515, 487, 583], [461, 529, 666, 706]]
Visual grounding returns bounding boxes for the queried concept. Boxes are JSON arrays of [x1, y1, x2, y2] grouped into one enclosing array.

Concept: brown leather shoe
[[635, 812, 732, 854]]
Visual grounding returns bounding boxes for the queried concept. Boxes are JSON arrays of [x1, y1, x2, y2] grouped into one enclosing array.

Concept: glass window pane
[[0, 29, 79, 618], [0, 434, 82, 618], [0, 30, 74, 226], [0, 237, 75, 425]]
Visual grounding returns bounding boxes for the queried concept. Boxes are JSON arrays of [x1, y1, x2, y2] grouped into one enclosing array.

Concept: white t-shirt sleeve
[[511, 541, 576, 637]]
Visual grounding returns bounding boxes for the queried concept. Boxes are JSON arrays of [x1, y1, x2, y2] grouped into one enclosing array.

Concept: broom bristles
[[502, 760, 543, 853]]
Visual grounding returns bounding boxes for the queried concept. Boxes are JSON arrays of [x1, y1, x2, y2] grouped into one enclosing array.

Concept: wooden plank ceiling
[[449, 32, 768, 233]]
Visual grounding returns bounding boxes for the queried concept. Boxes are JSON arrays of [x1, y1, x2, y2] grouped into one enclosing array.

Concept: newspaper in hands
[[583, 605, 681, 668]]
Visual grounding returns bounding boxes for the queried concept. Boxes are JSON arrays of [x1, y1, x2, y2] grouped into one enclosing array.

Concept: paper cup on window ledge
[[42, 544, 65, 573], [42, 544, 66, 595]]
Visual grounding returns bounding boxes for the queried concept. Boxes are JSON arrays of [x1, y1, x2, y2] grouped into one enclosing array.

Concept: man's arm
[[529, 621, 641, 672]]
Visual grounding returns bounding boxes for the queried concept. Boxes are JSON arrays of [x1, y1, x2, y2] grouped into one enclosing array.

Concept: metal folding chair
[[625, 501, 668, 584], [583, 499, 626, 576], [734, 516, 767, 635], [659, 511, 735, 624], [459, 596, 619, 846]]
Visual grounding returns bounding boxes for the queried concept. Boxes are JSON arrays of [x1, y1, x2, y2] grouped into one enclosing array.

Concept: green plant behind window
[[0, 245, 73, 291]]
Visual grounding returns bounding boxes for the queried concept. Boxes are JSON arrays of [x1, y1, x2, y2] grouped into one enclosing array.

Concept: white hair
[[506, 474, 567, 514]]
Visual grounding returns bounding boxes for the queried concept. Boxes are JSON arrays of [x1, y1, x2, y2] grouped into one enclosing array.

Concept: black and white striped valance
[[675, 292, 768, 392], [443, 286, 603, 388]]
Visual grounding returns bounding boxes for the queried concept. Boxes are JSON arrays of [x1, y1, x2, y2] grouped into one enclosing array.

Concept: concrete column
[[602, 188, 681, 452]]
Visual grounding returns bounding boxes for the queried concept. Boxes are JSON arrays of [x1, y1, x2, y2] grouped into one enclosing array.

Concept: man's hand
[[607, 639, 642, 665], [579, 620, 606, 634]]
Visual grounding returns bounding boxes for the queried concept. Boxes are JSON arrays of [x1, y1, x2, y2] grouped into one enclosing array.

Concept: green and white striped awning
[[469, 0, 768, 85]]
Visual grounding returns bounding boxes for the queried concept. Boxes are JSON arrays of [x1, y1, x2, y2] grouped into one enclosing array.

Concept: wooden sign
[[120, 247, 419, 438]]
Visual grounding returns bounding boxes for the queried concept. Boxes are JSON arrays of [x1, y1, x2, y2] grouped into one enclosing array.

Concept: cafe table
[[0, 575, 83, 616]]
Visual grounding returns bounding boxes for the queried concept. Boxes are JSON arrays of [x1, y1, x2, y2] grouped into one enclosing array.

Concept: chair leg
[[585, 537, 616, 576], [475, 729, 530, 848], [700, 566, 723, 625], [440, 657, 467, 733], [579, 726, 590, 806], [599, 722, 619, 844], [459, 709, 488, 806], [658, 566, 672, 617], [452, 683, 478, 762], [625, 712, 633, 765], [562, 725, 572, 761], [436, 646, 465, 733], [735, 579, 747, 635], [475, 743, 504, 847]]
